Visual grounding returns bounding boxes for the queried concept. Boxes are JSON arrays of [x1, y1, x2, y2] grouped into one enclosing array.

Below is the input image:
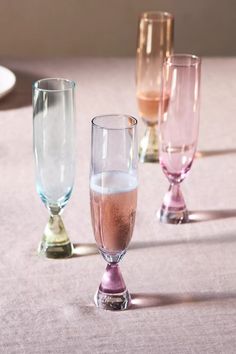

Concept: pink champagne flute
[[158, 54, 201, 224], [90, 115, 138, 310]]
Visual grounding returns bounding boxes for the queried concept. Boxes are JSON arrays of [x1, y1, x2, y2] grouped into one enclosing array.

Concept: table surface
[[0, 57, 236, 354]]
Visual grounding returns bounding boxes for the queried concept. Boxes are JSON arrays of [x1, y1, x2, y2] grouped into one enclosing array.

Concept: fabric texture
[[0, 58, 236, 353]]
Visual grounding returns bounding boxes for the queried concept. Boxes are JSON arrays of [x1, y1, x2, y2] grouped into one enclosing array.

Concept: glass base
[[38, 240, 73, 259], [158, 207, 189, 224], [94, 288, 131, 311], [139, 151, 159, 163], [139, 125, 159, 163], [38, 214, 73, 258]]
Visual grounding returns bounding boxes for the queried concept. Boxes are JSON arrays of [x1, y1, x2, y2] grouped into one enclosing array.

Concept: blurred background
[[0, 0, 235, 58]]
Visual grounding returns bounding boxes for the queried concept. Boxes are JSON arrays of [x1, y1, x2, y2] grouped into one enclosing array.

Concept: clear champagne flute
[[136, 11, 174, 163], [158, 54, 201, 224], [90, 115, 138, 310], [33, 78, 76, 258]]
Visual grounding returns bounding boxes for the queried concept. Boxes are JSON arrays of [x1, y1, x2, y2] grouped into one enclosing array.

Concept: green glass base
[[38, 214, 73, 259], [139, 152, 159, 163], [38, 240, 73, 259], [139, 125, 159, 163]]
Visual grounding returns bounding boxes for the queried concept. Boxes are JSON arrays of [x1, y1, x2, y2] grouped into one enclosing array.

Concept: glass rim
[[140, 11, 174, 22], [91, 114, 138, 130], [33, 78, 76, 92], [164, 54, 201, 67]]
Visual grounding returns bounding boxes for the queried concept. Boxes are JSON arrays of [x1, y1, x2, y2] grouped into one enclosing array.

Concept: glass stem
[[163, 183, 186, 211], [159, 182, 188, 224], [99, 263, 127, 294], [45, 214, 66, 240], [139, 124, 158, 163], [49, 205, 62, 216], [170, 183, 182, 206], [38, 212, 73, 258]]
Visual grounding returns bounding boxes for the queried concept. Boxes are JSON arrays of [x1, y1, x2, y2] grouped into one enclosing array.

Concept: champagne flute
[[136, 11, 174, 163], [90, 115, 138, 310], [33, 78, 76, 258], [158, 54, 201, 224]]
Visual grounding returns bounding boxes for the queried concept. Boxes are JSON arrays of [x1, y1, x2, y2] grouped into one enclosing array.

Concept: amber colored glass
[[136, 11, 174, 162]]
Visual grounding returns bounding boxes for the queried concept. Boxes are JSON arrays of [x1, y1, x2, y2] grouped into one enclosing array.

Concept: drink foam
[[90, 171, 138, 195]]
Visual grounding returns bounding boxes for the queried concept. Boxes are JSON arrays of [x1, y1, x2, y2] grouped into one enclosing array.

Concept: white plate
[[0, 66, 16, 99]]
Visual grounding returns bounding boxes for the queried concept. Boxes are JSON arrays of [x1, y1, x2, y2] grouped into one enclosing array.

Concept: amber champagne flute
[[136, 11, 174, 162], [90, 115, 138, 310]]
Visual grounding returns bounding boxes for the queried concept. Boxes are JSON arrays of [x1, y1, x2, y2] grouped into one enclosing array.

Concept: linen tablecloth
[[0, 57, 236, 353]]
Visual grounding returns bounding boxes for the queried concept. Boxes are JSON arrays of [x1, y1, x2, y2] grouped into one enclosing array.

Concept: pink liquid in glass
[[137, 90, 169, 125], [90, 171, 137, 253]]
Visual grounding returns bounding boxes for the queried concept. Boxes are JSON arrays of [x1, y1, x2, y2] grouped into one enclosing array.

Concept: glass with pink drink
[[90, 115, 138, 310], [158, 54, 201, 224]]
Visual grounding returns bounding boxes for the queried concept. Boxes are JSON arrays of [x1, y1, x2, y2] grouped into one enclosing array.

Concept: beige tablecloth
[[0, 57, 236, 353]]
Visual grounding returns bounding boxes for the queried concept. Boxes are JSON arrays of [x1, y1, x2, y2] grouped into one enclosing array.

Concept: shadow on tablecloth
[[130, 291, 236, 309], [189, 209, 236, 222], [72, 228, 236, 258], [130, 230, 236, 251], [196, 148, 236, 158], [72, 243, 98, 257]]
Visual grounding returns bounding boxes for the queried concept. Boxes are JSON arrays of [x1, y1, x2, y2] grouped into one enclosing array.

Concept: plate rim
[[0, 65, 16, 99]]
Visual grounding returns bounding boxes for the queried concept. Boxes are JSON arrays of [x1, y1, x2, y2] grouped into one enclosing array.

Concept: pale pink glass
[[90, 115, 138, 310], [158, 54, 201, 224]]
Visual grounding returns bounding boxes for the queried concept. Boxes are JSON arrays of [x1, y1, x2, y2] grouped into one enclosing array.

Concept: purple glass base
[[94, 264, 131, 311], [158, 183, 189, 224]]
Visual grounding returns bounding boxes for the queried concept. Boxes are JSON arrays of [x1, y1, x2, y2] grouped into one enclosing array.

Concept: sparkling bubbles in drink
[[90, 171, 137, 256]]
